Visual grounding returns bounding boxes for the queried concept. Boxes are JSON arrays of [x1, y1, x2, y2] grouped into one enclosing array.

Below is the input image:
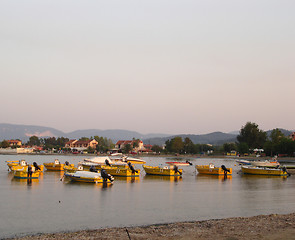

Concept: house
[[65, 139, 98, 151], [65, 140, 78, 148], [7, 140, 22, 147], [290, 132, 295, 141], [115, 140, 144, 153]]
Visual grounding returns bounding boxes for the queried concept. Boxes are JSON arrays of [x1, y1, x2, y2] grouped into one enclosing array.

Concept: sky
[[1, 0, 294, 135]]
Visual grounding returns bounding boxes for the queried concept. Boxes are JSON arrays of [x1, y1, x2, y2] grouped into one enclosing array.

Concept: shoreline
[[7, 213, 295, 240]]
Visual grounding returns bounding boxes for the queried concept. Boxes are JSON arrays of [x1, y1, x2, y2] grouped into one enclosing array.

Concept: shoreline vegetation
[[7, 213, 295, 240]]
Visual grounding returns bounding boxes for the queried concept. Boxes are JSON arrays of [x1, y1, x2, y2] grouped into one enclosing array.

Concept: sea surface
[[1, 155, 295, 239]]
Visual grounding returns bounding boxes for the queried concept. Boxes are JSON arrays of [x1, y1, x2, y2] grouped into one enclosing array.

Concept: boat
[[250, 160, 280, 168], [63, 165, 83, 173], [195, 163, 232, 175], [44, 159, 74, 171], [6, 160, 20, 170], [241, 166, 288, 176], [80, 156, 114, 170], [7, 160, 44, 172], [110, 155, 146, 164], [235, 159, 252, 165], [64, 170, 114, 183], [166, 161, 193, 166], [143, 165, 182, 176], [13, 168, 40, 179], [101, 163, 140, 177]]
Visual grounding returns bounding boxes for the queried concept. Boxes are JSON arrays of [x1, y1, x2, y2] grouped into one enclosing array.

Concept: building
[[290, 132, 295, 141], [65, 139, 98, 151], [115, 140, 144, 153], [7, 140, 22, 147]]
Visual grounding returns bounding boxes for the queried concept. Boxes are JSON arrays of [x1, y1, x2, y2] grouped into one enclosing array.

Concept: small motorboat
[[166, 160, 193, 166], [7, 160, 44, 172], [196, 163, 232, 175], [235, 159, 252, 165], [64, 170, 114, 183], [109, 155, 146, 164], [143, 165, 182, 176], [44, 159, 74, 171], [63, 164, 84, 173], [13, 167, 40, 179], [241, 166, 289, 176], [101, 162, 140, 177], [250, 160, 280, 168]]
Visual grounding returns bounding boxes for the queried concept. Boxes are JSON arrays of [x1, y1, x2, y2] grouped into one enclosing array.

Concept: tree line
[[1, 122, 294, 156]]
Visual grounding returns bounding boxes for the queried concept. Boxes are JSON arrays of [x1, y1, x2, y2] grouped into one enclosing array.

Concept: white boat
[[251, 160, 280, 168], [110, 155, 146, 164], [64, 170, 114, 183], [83, 156, 113, 164], [236, 159, 251, 165]]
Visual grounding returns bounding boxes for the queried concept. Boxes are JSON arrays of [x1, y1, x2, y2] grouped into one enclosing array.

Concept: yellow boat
[[13, 168, 40, 179], [143, 165, 182, 176], [195, 164, 232, 175], [64, 171, 113, 184], [241, 166, 289, 176], [7, 160, 44, 172], [44, 159, 74, 171], [101, 164, 140, 177], [63, 165, 84, 173], [6, 160, 20, 170]]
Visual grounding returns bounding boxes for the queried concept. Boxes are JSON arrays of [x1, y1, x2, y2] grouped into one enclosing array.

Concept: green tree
[[183, 137, 194, 154], [223, 143, 237, 153], [166, 137, 184, 153], [123, 143, 132, 154], [238, 142, 249, 154], [94, 136, 114, 153], [237, 122, 267, 149], [1, 140, 10, 148], [151, 145, 162, 153], [27, 136, 41, 146]]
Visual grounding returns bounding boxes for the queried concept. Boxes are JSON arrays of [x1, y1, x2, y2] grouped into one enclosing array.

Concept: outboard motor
[[27, 165, 33, 177], [89, 165, 98, 173], [33, 162, 41, 171], [128, 162, 138, 174], [282, 166, 291, 177], [105, 159, 111, 166], [186, 160, 193, 165], [173, 165, 182, 175], [101, 169, 114, 182], [221, 165, 230, 176]]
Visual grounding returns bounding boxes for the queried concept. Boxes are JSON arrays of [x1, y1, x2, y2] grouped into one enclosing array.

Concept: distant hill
[[143, 132, 238, 146], [0, 123, 293, 145], [0, 123, 170, 143], [0, 123, 65, 141]]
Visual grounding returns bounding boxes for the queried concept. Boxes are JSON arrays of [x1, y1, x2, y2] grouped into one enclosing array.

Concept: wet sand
[[8, 213, 295, 240]]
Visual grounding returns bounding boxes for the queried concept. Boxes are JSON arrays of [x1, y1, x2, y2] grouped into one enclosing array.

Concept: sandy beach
[[8, 213, 295, 240]]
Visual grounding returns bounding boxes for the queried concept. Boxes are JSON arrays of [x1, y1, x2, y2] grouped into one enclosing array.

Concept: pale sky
[[1, 0, 294, 134]]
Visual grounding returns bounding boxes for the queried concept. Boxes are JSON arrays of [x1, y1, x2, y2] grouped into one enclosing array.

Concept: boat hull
[[196, 165, 232, 175], [64, 171, 112, 183], [241, 166, 288, 176], [14, 170, 40, 179], [143, 165, 182, 176], [101, 166, 140, 177], [44, 163, 74, 171]]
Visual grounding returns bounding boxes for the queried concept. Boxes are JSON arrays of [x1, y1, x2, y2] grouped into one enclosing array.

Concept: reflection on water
[[143, 174, 182, 182], [64, 180, 114, 189], [196, 174, 232, 183], [1, 155, 295, 239]]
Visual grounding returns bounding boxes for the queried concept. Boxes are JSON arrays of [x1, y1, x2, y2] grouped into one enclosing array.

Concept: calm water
[[1, 155, 295, 238]]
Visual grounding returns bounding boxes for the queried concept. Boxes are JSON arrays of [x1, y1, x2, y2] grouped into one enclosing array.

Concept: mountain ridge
[[0, 123, 293, 145]]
